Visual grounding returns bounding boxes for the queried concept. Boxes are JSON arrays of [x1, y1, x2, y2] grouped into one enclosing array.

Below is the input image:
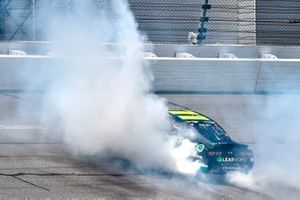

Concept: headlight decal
[[196, 144, 205, 153]]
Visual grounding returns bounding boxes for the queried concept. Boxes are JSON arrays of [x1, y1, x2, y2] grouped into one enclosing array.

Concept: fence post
[[0, 0, 5, 40], [32, 0, 36, 40], [197, 0, 211, 43]]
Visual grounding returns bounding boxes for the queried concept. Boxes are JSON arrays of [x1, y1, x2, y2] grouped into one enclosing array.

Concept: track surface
[[0, 93, 299, 199]]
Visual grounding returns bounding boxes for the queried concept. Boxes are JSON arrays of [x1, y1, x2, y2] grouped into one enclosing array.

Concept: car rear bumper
[[200, 159, 254, 174]]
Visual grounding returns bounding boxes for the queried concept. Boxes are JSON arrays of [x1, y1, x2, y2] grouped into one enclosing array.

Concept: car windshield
[[193, 122, 232, 143]]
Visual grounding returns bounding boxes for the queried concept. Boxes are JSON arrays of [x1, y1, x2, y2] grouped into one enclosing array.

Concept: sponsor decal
[[222, 157, 234, 162], [216, 157, 248, 162], [208, 151, 222, 156]]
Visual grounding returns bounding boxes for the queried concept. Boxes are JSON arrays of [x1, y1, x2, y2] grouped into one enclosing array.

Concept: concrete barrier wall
[[0, 56, 55, 91], [257, 60, 300, 92], [150, 59, 260, 92], [1, 42, 300, 59], [0, 56, 300, 93], [0, 43, 299, 93], [150, 58, 300, 93], [146, 44, 300, 59]]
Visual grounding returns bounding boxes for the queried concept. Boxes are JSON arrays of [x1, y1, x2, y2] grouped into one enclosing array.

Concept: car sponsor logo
[[208, 151, 222, 156], [217, 157, 248, 162]]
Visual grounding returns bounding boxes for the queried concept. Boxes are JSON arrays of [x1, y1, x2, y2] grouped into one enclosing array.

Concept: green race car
[[169, 110, 254, 174]]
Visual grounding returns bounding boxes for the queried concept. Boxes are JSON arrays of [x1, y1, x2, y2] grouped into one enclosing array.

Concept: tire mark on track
[[12, 175, 50, 192]]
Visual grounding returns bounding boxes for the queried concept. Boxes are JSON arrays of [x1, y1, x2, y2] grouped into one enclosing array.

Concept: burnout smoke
[[255, 95, 300, 188], [17, 0, 203, 174], [223, 94, 300, 198], [29, 0, 174, 170], [226, 171, 257, 190], [171, 139, 204, 175]]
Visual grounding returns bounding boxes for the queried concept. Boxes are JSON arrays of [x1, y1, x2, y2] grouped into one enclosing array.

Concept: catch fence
[[0, 0, 299, 45]]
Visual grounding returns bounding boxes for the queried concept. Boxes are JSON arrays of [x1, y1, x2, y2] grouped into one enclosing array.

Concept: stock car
[[169, 110, 254, 174]]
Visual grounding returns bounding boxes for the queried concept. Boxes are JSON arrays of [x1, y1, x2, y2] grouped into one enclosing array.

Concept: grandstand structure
[[0, 0, 299, 45]]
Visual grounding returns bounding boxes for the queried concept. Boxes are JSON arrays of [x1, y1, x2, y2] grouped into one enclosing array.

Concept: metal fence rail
[[0, 0, 299, 45], [256, 0, 300, 45], [129, 0, 202, 43]]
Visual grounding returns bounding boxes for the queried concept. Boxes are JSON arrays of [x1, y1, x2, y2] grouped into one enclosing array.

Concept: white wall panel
[[0, 43, 299, 93], [150, 59, 259, 92]]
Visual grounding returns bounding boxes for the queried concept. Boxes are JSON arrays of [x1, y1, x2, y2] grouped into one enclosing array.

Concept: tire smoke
[[225, 94, 300, 198], [31, 0, 173, 170], [20, 0, 202, 174]]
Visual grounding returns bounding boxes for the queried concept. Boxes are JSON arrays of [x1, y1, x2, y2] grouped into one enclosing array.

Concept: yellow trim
[[169, 110, 210, 121], [169, 110, 198, 115], [178, 115, 209, 121]]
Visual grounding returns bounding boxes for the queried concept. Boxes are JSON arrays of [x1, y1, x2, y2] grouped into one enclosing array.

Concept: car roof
[[168, 110, 211, 122]]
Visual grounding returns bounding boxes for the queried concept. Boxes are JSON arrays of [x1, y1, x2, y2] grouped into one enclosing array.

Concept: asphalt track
[[0, 93, 299, 199]]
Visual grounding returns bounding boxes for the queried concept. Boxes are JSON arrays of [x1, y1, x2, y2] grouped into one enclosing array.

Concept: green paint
[[196, 144, 205, 153], [200, 166, 209, 173], [217, 156, 222, 162]]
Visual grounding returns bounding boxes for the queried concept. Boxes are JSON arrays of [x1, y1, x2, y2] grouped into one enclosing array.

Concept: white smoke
[[15, 0, 203, 174], [226, 171, 257, 190], [171, 139, 203, 175], [42, 0, 173, 170], [255, 95, 300, 188], [225, 94, 300, 198]]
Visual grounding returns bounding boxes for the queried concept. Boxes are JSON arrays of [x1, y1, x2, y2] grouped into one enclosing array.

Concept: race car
[[169, 110, 254, 174]]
